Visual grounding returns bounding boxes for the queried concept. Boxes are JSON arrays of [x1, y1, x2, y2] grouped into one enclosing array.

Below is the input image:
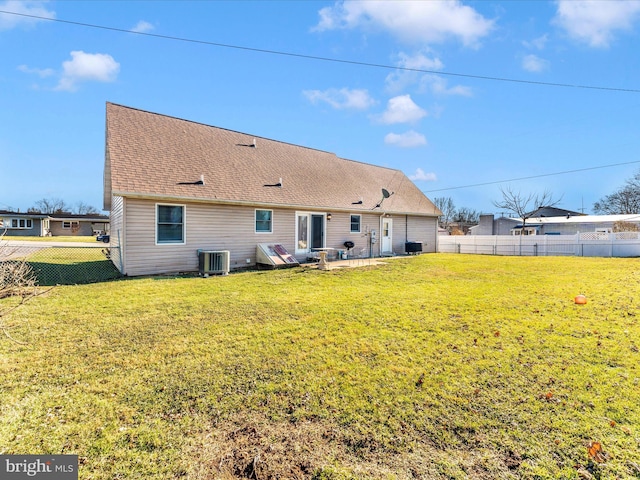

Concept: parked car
[[96, 234, 110, 243]]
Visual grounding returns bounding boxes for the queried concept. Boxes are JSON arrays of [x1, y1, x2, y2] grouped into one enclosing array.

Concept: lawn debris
[[587, 441, 610, 464]]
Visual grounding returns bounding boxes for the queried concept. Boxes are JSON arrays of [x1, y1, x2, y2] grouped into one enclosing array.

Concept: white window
[[350, 214, 361, 233], [62, 221, 79, 229], [512, 227, 537, 236], [157, 204, 185, 244], [6, 218, 33, 229], [255, 209, 273, 233]]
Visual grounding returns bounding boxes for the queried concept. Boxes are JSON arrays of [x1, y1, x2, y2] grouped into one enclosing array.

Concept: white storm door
[[381, 218, 393, 254]]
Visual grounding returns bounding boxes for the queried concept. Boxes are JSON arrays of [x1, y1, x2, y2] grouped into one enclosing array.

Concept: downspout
[[117, 229, 124, 274], [406, 214, 408, 242]]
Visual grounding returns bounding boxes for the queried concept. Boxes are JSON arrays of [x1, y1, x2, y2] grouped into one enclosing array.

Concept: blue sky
[[2, 0, 640, 215]]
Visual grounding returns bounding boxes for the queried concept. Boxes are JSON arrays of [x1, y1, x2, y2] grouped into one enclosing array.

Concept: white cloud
[[0, 0, 55, 30], [303, 88, 376, 110], [424, 75, 473, 96], [385, 51, 444, 92], [554, 0, 640, 47], [395, 51, 444, 71], [131, 20, 154, 33], [18, 64, 54, 78], [521, 54, 549, 73], [385, 52, 471, 97], [523, 34, 549, 50], [315, 0, 494, 47], [56, 51, 120, 92], [384, 130, 427, 148], [376, 95, 426, 124], [409, 167, 437, 181]]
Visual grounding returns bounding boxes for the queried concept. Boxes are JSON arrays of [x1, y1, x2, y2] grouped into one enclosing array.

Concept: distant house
[[104, 103, 441, 276], [0, 210, 109, 237], [0, 211, 48, 236], [524, 206, 584, 218], [470, 212, 640, 236], [46, 213, 110, 237]]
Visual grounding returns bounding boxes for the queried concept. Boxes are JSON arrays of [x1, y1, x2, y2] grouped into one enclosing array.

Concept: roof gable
[[104, 103, 439, 216]]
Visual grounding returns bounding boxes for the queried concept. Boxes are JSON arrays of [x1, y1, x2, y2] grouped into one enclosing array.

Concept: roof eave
[[111, 191, 439, 217]]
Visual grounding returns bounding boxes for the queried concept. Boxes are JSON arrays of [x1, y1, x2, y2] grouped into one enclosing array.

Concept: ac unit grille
[[198, 250, 230, 275]]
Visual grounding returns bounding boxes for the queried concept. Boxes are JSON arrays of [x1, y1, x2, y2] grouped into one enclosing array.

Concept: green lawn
[[1, 254, 639, 479], [3, 236, 97, 242]]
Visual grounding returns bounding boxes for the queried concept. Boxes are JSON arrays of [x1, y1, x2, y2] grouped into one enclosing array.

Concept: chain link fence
[[0, 243, 122, 286]]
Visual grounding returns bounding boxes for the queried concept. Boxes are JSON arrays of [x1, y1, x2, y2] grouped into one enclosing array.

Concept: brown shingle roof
[[104, 103, 440, 216]]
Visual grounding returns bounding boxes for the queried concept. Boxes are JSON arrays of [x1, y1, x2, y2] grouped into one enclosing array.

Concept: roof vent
[[178, 175, 205, 186], [264, 177, 282, 188]]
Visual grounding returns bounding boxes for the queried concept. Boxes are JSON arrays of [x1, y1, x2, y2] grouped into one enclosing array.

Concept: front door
[[381, 217, 393, 254]]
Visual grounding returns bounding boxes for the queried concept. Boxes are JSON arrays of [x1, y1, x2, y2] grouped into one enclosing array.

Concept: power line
[[423, 160, 640, 193], [2, 9, 640, 94]]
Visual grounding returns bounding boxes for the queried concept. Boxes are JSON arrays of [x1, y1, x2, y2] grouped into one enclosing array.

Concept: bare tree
[[593, 171, 640, 214], [493, 186, 562, 236], [0, 228, 40, 343], [75, 201, 99, 215], [454, 207, 480, 225], [30, 197, 69, 214], [613, 221, 639, 232], [433, 197, 456, 230]]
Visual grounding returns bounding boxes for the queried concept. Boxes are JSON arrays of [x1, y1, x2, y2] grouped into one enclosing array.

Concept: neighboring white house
[[470, 213, 640, 236], [103, 103, 442, 276]]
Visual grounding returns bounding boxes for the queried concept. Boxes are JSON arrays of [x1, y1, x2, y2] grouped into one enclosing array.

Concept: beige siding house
[[104, 103, 441, 276]]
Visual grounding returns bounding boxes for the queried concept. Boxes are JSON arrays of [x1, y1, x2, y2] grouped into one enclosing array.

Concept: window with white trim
[[512, 227, 537, 236], [62, 221, 79, 229], [6, 218, 33, 229], [350, 214, 361, 233], [157, 204, 185, 244], [255, 209, 273, 233]]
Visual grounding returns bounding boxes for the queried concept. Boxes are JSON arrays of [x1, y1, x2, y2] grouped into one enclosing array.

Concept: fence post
[[610, 232, 614, 258]]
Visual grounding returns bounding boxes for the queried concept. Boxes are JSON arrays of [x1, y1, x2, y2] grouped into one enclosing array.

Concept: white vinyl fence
[[438, 232, 640, 257]]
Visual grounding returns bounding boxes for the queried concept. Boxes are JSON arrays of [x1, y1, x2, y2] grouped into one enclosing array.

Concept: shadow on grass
[[27, 259, 123, 286], [10, 247, 124, 286]]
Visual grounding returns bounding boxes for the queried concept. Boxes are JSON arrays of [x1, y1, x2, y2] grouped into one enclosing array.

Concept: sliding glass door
[[295, 212, 325, 255]]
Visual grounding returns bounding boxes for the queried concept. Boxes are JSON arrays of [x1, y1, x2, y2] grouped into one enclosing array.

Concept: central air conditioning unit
[[198, 250, 230, 275]]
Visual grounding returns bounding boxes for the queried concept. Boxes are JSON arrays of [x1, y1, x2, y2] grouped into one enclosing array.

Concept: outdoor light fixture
[[327, 213, 332, 221]]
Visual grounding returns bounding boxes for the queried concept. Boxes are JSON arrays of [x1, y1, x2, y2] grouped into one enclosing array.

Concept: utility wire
[[423, 160, 640, 193], [2, 9, 640, 94]]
